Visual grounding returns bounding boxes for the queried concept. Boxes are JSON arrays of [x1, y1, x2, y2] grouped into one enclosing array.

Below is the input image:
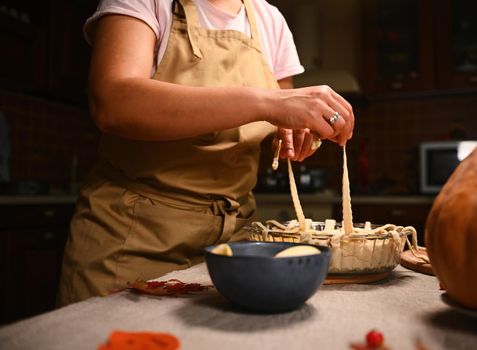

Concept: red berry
[[366, 329, 384, 348]]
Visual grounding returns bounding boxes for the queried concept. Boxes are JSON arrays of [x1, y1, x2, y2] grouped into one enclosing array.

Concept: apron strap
[[178, 0, 262, 58], [242, 0, 262, 49], [178, 0, 203, 59]]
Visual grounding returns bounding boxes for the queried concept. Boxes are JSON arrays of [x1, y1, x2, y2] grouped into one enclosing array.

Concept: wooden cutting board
[[400, 248, 434, 275], [325, 271, 391, 284]]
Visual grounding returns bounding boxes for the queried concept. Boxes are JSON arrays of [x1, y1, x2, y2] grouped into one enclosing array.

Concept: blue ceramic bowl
[[204, 241, 331, 313]]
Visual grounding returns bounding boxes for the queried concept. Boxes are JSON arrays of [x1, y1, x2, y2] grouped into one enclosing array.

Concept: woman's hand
[[267, 85, 355, 147], [273, 128, 321, 162]]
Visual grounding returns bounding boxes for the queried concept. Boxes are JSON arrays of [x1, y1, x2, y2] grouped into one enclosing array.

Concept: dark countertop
[[255, 192, 436, 205], [0, 195, 77, 205]]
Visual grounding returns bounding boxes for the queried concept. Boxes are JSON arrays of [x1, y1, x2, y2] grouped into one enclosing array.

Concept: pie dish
[[256, 146, 422, 277], [246, 220, 414, 275]]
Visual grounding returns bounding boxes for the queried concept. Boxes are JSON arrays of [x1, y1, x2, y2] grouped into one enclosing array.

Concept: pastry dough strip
[[342, 145, 354, 235], [288, 158, 307, 232]]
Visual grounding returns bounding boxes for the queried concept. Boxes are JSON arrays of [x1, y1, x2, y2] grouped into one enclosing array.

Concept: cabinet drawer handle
[[42, 232, 55, 241], [390, 82, 403, 90], [390, 209, 404, 216], [468, 76, 477, 85], [43, 209, 56, 217]]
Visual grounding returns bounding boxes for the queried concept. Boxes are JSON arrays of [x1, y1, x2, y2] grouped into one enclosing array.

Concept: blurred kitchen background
[[0, 0, 476, 324]]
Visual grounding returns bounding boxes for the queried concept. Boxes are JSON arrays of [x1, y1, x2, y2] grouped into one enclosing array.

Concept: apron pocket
[[115, 195, 222, 283]]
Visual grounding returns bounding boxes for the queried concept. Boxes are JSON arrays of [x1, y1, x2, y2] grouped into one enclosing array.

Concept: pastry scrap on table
[[127, 279, 213, 296], [98, 331, 180, 350]]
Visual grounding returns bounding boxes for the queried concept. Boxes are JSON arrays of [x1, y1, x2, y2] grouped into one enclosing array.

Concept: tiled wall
[[352, 94, 477, 194], [0, 90, 99, 192], [259, 93, 477, 195]]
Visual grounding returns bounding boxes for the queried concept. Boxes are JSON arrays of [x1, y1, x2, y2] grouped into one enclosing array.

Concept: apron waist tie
[[211, 198, 240, 243]]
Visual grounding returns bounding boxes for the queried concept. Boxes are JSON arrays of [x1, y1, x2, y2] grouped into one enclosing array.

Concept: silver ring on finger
[[328, 111, 340, 125]]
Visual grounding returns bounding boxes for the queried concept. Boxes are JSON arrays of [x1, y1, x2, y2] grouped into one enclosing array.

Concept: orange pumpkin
[[426, 148, 477, 309]]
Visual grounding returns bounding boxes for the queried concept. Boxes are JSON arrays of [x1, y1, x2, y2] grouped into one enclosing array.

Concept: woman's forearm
[[89, 77, 275, 141]]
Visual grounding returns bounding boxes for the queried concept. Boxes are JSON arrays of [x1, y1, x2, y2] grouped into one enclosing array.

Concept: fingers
[[311, 86, 354, 147], [295, 130, 316, 162], [279, 128, 295, 158], [277, 128, 319, 162], [330, 90, 354, 145], [326, 97, 351, 146], [292, 129, 306, 160], [313, 98, 336, 139]]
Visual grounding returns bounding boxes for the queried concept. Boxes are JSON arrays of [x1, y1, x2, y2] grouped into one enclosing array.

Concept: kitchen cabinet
[[362, 0, 434, 94], [269, 0, 362, 95], [46, 0, 97, 102], [0, 0, 97, 104], [435, 0, 477, 90], [363, 0, 477, 95], [0, 201, 75, 325], [0, 5, 47, 91]]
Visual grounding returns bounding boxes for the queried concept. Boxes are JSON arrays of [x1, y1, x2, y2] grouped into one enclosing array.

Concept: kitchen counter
[[255, 192, 436, 205], [1, 264, 475, 350], [0, 195, 77, 205]]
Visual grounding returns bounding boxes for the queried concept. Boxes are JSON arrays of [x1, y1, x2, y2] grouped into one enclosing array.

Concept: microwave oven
[[419, 140, 477, 194]]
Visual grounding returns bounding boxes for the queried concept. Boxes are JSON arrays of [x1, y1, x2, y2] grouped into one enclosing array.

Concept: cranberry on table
[[366, 329, 384, 348]]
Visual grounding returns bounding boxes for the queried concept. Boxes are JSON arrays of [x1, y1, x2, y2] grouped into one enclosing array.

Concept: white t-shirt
[[84, 0, 304, 80]]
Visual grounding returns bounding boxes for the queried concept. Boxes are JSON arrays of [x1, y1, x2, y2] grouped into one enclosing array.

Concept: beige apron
[[57, 0, 279, 306]]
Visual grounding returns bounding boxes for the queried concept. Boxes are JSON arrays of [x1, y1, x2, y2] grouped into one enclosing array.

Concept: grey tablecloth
[[1, 264, 476, 350]]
